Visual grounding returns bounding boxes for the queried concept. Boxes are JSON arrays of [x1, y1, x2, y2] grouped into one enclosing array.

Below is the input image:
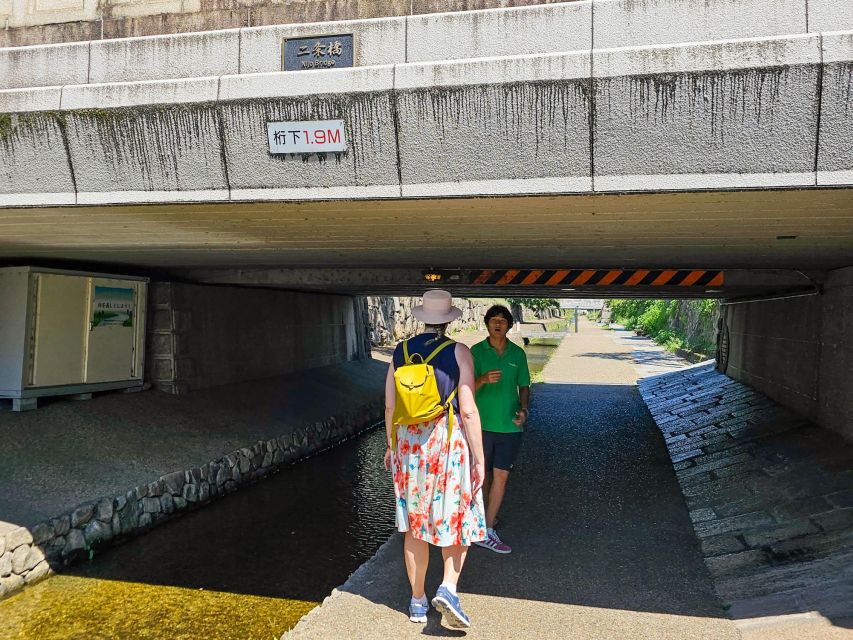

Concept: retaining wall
[[722, 265, 853, 442], [365, 296, 508, 345], [147, 282, 367, 394]]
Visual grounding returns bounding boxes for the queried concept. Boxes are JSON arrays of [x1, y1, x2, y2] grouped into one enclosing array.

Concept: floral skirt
[[391, 413, 487, 547]]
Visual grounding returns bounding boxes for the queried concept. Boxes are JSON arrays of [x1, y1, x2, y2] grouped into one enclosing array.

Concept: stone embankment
[[366, 297, 503, 345], [639, 363, 853, 628], [366, 296, 562, 346], [0, 400, 382, 600]]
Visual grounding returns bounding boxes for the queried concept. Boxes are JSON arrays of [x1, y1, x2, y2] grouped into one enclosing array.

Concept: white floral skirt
[[391, 414, 487, 547]]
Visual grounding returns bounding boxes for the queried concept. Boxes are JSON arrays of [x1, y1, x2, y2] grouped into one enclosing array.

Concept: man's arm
[[518, 386, 530, 412]]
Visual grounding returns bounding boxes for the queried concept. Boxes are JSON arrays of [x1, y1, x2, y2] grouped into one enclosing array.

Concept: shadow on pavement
[[338, 381, 731, 628]]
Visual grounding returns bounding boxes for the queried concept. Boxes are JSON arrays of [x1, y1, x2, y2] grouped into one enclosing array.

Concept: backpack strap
[[423, 339, 455, 364], [402, 338, 453, 365]]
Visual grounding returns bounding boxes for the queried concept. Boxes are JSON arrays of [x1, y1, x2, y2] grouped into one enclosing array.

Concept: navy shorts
[[482, 431, 523, 472]]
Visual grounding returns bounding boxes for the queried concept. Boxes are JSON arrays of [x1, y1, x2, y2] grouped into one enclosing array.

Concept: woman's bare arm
[[456, 343, 484, 470], [384, 362, 396, 448]]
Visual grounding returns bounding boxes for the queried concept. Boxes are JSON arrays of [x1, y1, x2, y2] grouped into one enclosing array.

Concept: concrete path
[[286, 321, 739, 639], [0, 360, 386, 528]]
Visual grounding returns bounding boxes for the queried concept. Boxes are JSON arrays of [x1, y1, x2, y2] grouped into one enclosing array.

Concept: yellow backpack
[[391, 339, 458, 449]]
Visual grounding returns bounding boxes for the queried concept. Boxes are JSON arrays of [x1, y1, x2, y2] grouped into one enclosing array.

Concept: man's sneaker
[[432, 586, 471, 629], [408, 599, 429, 623], [473, 530, 512, 554]]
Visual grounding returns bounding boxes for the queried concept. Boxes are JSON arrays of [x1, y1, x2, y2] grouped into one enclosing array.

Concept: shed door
[[29, 274, 88, 387], [84, 278, 141, 383]]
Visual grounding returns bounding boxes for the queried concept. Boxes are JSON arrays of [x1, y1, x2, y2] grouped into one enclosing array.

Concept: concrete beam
[[183, 267, 820, 299], [219, 66, 399, 202], [593, 0, 807, 50], [0, 87, 62, 112], [395, 51, 592, 197], [809, 0, 853, 33], [1, 0, 844, 91], [1, 32, 851, 207], [60, 77, 220, 110], [239, 17, 406, 75], [0, 41, 89, 90], [594, 34, 821, 191], [0, 112, 76, 207], [818, 31, 853, 186]]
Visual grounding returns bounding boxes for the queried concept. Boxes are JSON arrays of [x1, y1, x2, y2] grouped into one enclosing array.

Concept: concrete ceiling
[[2, 189, 852, 279]]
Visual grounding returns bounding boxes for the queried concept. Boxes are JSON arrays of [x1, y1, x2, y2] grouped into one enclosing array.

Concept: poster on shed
[[91, 286, 135, 328]]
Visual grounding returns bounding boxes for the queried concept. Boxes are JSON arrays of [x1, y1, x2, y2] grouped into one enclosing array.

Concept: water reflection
[[0, 427, 395, 639]]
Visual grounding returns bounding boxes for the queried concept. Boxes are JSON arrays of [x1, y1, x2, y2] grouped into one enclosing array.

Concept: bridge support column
[[721, 266, 853, 441], [145, 282, 367, 394]]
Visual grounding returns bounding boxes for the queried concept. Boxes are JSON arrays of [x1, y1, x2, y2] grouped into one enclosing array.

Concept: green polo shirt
[[471, 338, 531, 433]]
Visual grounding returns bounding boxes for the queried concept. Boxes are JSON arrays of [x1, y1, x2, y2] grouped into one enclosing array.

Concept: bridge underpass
[[1, 0, 852, 635]]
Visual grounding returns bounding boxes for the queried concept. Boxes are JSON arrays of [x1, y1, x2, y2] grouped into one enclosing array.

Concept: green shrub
[[606, 299, 719, 356]]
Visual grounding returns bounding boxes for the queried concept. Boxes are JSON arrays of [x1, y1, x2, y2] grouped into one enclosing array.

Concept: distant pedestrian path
[[541, 317, 688, 385]]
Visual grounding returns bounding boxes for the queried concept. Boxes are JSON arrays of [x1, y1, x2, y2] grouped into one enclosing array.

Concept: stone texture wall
[[147, 282, 366, 394], [365, 296, 507, 346], [0, 396, 383, 600], [722, 265, 853, 442]]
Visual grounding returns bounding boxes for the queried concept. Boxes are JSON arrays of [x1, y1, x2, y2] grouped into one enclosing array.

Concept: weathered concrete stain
[[0, 112, 60, 150], [68, 105, 225, 191], [599, 66, 810, 140], [399, 80, 590, 152], [219, 91, 394, 182]]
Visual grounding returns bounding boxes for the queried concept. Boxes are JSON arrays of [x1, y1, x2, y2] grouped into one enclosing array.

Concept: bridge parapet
[[3, 0, 853, 90], [0, 3, 851, 207]]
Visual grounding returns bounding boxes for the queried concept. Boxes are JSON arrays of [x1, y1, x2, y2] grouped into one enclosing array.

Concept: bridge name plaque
[[267, 120, 347, 154], [282, 34, 354, 71]]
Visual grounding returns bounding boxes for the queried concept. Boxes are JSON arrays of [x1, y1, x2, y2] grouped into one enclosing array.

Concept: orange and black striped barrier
[[470, 269, 724, 287]]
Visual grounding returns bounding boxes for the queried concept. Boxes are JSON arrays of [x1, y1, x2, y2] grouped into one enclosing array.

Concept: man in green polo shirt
[[471, 304, 530, 555]]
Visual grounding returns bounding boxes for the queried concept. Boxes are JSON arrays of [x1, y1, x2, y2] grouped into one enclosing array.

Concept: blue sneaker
[[432, 586, 471, 629], [409, 599, 429, 623]]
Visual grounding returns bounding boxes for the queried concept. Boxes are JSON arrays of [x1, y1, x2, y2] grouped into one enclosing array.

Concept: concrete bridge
[[0, 0, 851, 277], [0, 0, 852, 629]]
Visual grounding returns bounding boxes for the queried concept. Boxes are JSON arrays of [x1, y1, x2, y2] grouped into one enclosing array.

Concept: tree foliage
[[607, 299, 718, 355], [511, 297, 560, 312]]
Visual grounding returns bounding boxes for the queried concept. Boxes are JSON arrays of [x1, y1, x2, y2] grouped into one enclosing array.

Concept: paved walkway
[[286, 321, 739, 639]]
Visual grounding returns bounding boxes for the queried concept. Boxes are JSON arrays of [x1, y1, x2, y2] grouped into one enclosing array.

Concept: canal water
[[0, 336, 562, 640]]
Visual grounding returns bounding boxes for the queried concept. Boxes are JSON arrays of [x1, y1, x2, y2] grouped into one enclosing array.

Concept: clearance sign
[[267, 120, 347, 154]]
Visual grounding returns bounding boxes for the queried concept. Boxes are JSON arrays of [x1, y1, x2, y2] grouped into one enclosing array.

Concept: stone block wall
[[365, 296, 507, 346], [0, 396, 383, 600], [146, 282, 365, 394], [722, 265, 853, 442]]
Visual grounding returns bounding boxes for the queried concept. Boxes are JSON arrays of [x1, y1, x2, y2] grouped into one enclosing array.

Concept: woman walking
[[384, 289, 487, 629]]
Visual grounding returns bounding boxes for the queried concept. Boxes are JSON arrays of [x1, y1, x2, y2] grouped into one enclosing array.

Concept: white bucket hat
[[412, 289, 463, 324]]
